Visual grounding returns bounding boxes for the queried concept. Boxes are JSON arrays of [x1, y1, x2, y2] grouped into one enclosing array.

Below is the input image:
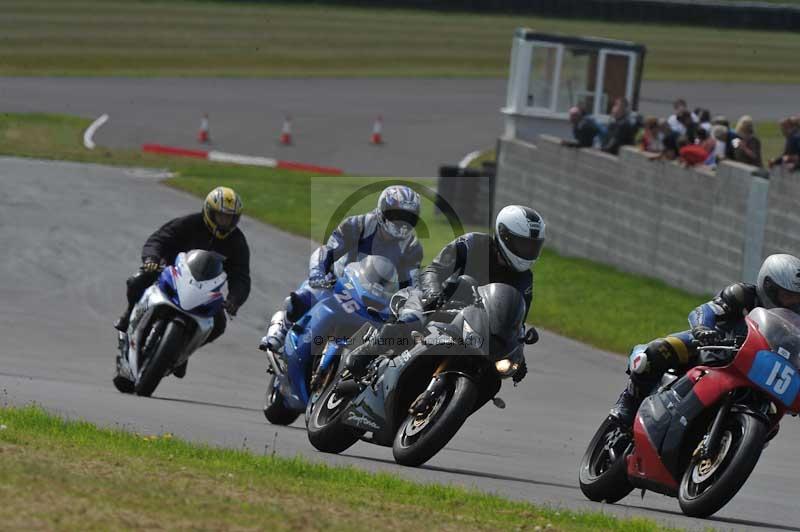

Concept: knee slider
[[627, 345, 650, 375], [286, 291, 310, 323], [643, 337, 684, 373]]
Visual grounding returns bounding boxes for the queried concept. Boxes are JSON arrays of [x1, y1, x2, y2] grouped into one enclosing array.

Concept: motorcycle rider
[[345, 204, 546, 383], [611, 253, 800, 427], [114, 186, 251, 377], [260, 185, 423, 353]]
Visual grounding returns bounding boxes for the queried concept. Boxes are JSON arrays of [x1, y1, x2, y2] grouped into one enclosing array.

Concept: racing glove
[[308, 272, 337, 290], [420, 290, 444, 312], [142, 256, 163, 273], [691, 325, 722, 347], [512, 358, 528, 384], [223, 299, 239, 317]]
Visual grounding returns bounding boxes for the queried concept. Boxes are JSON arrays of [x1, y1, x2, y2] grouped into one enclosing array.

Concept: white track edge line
[[83, 114, 109, 150], [208, 150, 277, 167]]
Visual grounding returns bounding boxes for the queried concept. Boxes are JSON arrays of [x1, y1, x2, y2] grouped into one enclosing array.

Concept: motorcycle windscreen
[[345, 255, 399, 307], [477, 283, 526, 360], [746, 307, 800, 407], [748, 307, 800, 367], [184, 249, 226, 281]]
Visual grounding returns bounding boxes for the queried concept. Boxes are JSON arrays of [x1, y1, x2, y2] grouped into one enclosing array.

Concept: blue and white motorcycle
[[113, 249, 227, 397], [262, 255, 400, 425]]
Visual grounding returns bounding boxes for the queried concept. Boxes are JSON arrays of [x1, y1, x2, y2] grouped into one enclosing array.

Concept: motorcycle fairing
[[628, 375, 698, 492], [121, 284, 214, 381], [165, 253, 226, 317], [280, 271, 391, 412], [342, 342, 429, 446]]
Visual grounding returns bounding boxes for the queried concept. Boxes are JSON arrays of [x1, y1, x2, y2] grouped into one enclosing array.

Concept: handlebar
[[691, 336, 741, 350]]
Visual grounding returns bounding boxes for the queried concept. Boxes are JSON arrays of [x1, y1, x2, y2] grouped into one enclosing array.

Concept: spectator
[[659, 119, 681, 160], [677, 109, 698, 144], [709, 124, 729, 165], [712, 115, 739, 159], [602, 97, 640, 155], [562, 106, 601, 148], [768, 116, 800, 171], [640, 116, 663, 153], [668, 98, 698, 135], [732, 115, 763, 167], [696, 108, 712, 133], [679, 135, 710, 167]]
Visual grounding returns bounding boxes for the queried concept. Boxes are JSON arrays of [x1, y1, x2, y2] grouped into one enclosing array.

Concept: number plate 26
[[748, 350, 800, 407]]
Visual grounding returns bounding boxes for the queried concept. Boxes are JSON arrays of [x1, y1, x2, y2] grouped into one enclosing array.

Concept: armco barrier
[[494, 135, 780, 295]]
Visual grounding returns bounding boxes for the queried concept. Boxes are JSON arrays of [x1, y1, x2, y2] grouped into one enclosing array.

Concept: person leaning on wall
[[561, 105, 601, 148], [768, 116, 800, 172], [732, 115, 763, 168]]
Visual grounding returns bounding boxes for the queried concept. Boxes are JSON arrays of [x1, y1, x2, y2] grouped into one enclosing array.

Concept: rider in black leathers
[[114, 187, 251, 377], [346, 205, 546, 383]]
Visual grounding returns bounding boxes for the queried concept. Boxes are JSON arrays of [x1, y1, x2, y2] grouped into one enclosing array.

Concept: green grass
[[1, 112, 712, 353], [1, 0, 800, 83], [0, 405, 676, 531]]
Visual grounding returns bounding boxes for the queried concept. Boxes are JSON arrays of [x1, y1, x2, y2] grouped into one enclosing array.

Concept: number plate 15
[[748, 350, 800, 407]]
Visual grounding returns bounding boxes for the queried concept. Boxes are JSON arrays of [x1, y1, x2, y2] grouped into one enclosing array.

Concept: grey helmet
[[756, 254, 800, 313], [377, 185, 420, 239]]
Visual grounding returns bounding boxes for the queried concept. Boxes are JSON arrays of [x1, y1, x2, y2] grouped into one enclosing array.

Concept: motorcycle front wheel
[[263, 373, 300, 425], [135, 320, 184, 397], [306, 376, 363, 454], [578, 416, 634, 504], [392, 374, 477, 467], [678, 412, 767, 518]]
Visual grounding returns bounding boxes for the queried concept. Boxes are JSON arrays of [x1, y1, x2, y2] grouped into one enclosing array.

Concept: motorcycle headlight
[[495, 358, 519, 377]]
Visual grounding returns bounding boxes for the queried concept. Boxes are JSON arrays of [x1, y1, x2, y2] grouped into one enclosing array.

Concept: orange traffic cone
[[198, 113, 210, 144], [279, 115, 292, 146], [370, 115, 384, 145]]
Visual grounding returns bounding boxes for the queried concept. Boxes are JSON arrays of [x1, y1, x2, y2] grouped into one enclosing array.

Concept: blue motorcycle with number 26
[[261, 255, 400, 425]]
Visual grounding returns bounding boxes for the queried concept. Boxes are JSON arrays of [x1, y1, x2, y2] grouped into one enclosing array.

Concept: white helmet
[[494, 205, 546, 272], [756, 254, 800, 313], [377, 185, 420, 239]]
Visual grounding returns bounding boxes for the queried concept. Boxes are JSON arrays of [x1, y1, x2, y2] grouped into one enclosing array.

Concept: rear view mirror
[[524, 327, 539, 345]]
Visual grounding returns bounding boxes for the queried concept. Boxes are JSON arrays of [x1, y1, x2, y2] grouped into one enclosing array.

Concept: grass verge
[[2, 0, 800, 83], [0, 405, 675, 531], [2, 112, 711, 353]]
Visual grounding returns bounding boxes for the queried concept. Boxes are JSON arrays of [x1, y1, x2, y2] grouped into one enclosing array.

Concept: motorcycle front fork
[[409, 359, 451, 416]]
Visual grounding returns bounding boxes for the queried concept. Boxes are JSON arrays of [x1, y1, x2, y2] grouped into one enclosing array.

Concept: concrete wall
[[495, 135, 772, 295], [763, 168, 800, 259]]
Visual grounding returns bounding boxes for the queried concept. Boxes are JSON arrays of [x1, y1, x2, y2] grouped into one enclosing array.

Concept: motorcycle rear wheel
[[306, 377, 363, 454], [135, 320, 184, 397], [579, 416, 634, 504], [678, 412, 767, 518], [392, 374, 477, 467], [263, 373, 300, 425]]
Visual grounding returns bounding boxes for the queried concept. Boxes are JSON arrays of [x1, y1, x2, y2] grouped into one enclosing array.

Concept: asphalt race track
[[1, 78, 797, 176], [2, 157, 800, 531]]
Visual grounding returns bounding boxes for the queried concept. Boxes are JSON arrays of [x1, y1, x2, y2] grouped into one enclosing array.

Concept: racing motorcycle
[[579, 306, 800, 517], [113, 249, 227, 397], [262, 255, 399, 425], [306, 276, 538, 467]]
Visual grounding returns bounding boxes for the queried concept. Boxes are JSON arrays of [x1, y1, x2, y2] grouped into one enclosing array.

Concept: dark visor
[[498, 223, 544, 260], [384, 209, 418, 227], [213, 211, 240, 231]]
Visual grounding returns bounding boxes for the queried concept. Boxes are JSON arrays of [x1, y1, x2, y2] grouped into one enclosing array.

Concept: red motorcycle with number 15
[[580, 307, 800, 517]]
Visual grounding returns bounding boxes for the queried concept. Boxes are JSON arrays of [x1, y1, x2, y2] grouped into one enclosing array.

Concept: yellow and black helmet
[[203, 186, 243, 239]]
